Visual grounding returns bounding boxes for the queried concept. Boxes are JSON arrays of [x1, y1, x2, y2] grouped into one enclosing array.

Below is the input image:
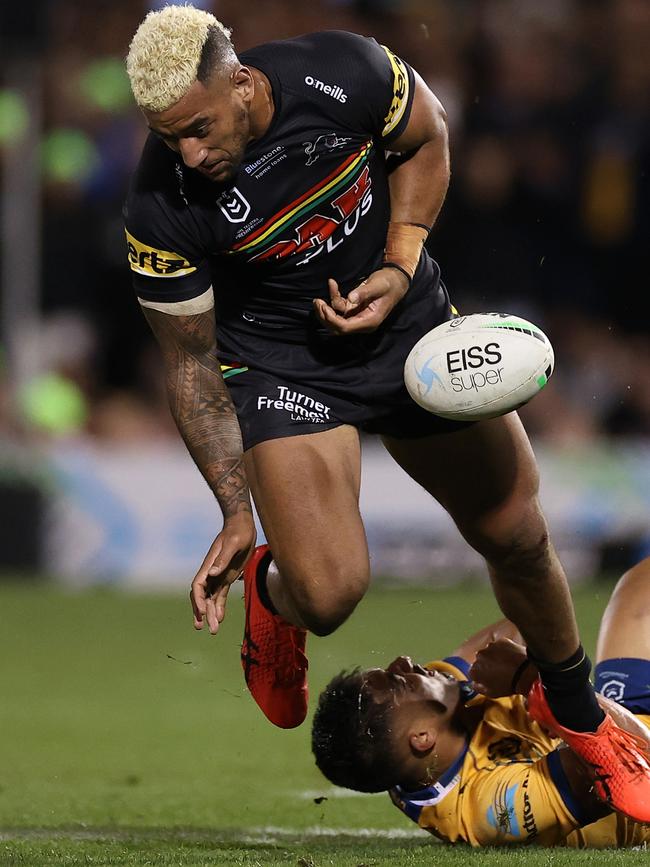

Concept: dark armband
[[382, 222, 430, 285]]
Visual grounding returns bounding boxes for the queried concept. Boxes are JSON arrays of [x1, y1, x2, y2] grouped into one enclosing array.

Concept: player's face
[[362, 656, 461, 712], [145, 68, 253, 184]]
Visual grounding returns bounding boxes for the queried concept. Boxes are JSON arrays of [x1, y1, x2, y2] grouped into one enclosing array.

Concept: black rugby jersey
[[124, 30, 439, 341]]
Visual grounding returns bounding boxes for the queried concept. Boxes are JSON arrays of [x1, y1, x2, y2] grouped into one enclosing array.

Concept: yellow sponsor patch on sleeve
[[125, 229, 197, 278], [381, 45, 410, 138]]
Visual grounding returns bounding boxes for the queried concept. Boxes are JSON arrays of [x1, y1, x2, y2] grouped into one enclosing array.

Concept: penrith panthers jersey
[[123, 30, 444, 342]]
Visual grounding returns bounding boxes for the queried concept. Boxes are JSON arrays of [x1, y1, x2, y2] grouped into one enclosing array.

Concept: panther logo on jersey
[[303, 133, 351, 166]]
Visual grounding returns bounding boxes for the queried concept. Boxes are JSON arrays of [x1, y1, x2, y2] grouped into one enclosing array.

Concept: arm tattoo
[[144, 307, 252, 519]]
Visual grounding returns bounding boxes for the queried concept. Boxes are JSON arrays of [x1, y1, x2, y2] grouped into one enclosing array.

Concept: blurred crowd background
[[1, 0, 649, 579]]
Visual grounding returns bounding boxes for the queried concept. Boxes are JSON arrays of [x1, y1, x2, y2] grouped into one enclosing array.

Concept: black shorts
[[216, 277, 469, 451]]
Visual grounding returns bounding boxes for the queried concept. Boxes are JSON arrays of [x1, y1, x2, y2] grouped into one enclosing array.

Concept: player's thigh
[[244, 424, 369, 595], [382, 412, 542, 544], [596, 557, 650, 662]]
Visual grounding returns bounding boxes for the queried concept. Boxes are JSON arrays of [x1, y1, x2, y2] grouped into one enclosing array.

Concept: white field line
[[298, 787, 384, 799], [243, 826, 426, 840], [0, 826, 426, 843]]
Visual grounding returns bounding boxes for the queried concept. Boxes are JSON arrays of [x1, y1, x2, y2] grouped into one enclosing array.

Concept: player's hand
[[470, 638, 537, 698], [313, 268, 409, 334], [189, 512, 256, 635]]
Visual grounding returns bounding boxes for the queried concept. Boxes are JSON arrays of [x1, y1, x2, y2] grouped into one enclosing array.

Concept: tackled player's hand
[[470, 638, 537, 698], [313, 268, 409, 334], [190, 512, 256, 635]]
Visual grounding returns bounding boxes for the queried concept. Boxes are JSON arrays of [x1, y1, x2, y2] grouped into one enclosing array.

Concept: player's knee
[[488, 525, 553, 581], [464, 497, 553, 579], [607, 556, 650, 610], [292, 567, 369, 637]]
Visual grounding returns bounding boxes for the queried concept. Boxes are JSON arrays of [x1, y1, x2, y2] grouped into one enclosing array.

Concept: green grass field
[[1, 579, 644, 866]]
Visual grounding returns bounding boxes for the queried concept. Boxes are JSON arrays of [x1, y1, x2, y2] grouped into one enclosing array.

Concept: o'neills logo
[[304, 75, 347, 104]]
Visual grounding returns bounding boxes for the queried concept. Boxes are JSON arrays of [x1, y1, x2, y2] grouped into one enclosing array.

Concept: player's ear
[[233, 66, 254, 100], [409, 726, 436, 755]]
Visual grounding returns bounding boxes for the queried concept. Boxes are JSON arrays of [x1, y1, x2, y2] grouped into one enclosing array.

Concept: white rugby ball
[[404, 313, 554, 421]]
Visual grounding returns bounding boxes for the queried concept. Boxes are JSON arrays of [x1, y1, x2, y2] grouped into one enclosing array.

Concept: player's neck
[[454, 702, 484, 735], [403, 727, 468, 792], [408, 698, 483, 788], [248, 67, 275, 141]]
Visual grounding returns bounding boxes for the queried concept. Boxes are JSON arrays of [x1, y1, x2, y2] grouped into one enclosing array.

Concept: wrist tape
[[382, 221, 430, 283]]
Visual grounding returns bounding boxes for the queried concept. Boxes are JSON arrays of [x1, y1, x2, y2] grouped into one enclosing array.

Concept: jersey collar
[[391, 738, 469, 821]]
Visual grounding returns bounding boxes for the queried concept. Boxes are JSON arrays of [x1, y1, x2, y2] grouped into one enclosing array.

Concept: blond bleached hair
[[126, 5, 234, 113]]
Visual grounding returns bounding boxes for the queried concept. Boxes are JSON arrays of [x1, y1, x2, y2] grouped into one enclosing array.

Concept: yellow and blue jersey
[[389, 657, 650, 848]]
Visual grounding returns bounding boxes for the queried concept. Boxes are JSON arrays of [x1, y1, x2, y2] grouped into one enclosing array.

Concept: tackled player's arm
[[143, 306, 256, 633], [450, 619, 525, 667]]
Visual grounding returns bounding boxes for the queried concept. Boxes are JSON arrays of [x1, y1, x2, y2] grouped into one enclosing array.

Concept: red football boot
[[240, 544, 308, 729], [527, 678, 650, 822]]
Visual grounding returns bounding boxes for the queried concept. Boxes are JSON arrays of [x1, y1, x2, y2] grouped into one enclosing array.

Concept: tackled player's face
[[145, 68, 253, 184], [362, 656, 461, 712]]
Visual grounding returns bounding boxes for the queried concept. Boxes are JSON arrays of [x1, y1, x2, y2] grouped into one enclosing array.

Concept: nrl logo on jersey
[[303, 133, 351, 166], [217, 187, 251, 223]]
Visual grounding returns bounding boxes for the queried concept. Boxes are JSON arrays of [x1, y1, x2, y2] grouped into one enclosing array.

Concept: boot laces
[[594, 724, 650, 784]]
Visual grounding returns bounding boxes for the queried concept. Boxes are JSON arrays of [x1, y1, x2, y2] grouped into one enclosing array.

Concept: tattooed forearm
[[143, 306, 252, 519]]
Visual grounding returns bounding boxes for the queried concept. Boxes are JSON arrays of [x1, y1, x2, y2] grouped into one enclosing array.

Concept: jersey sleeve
[[374, 42, 415, 145], [123, 138, 213, 312], [332, 32, 415, 146]]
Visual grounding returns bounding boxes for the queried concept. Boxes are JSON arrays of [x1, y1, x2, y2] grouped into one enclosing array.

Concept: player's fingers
[[315, 297, 383, 334], [313, 298, 346, 332], [205, 594, 220, 635], [347, 279, 385, 307], [190, 579, 208, 615], [327, 278, 354, 314], [469, 660, 485, 681], [189, 588, 205, 630], [214, 581, 234, 623], [335, 305, 384, 333], [327, 278, 342, 303]]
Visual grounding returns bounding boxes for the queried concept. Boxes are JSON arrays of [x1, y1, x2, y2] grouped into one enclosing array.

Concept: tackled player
[[123, 5, 650, 819], [312, 557, 650, 846]]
